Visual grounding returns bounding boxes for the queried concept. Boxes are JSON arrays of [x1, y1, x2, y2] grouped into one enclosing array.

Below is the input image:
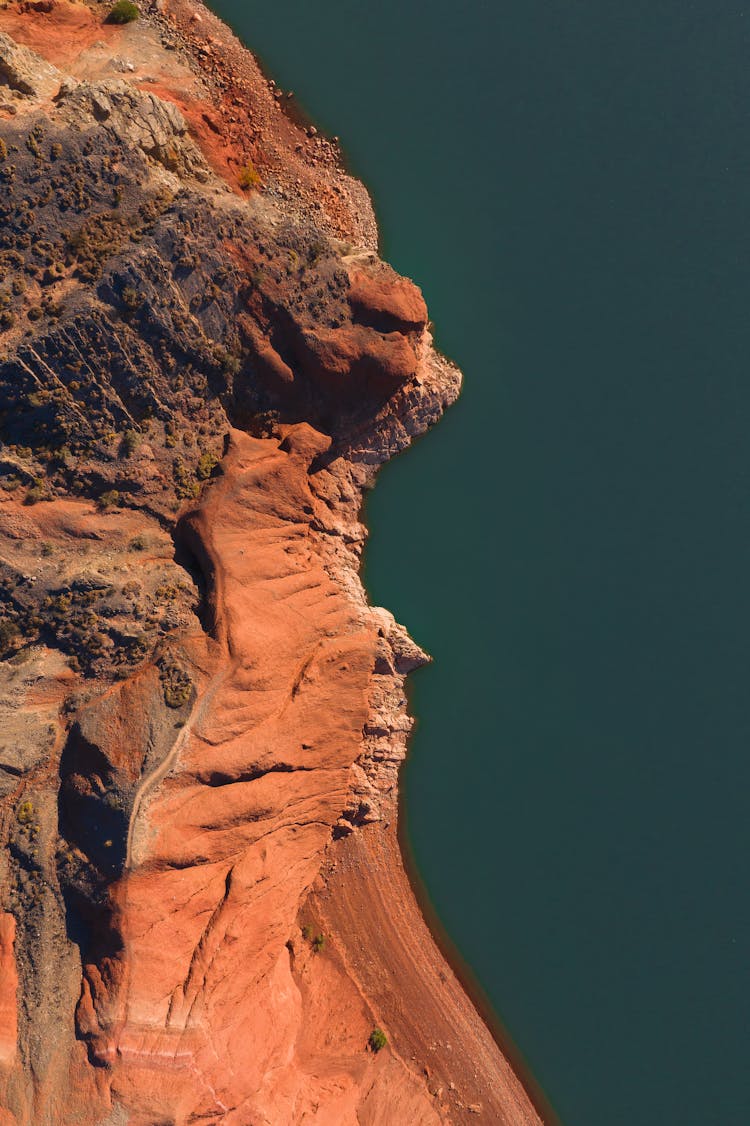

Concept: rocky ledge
[[0, 3, 543, 1124]]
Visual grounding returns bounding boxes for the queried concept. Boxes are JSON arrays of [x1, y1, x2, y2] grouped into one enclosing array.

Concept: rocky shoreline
[[0, 2, 544, 1122]]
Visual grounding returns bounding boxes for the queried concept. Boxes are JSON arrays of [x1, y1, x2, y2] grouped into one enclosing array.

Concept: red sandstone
[[0, 4, 548, 1124]]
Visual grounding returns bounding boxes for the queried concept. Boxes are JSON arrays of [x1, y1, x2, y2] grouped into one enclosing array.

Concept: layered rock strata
[[0, 4, 545, 1124]]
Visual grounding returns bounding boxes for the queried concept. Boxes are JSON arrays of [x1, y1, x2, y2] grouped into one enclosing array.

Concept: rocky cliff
[[0, 3, 544, 1124]]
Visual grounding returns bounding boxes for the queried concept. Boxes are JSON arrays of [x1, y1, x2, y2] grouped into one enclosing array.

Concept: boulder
[[0, 29, 61, 97]]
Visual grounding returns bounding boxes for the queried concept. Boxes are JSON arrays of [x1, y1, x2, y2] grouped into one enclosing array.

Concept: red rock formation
[[0, 916, 18, 1068], [0, 5, 547, 1124]]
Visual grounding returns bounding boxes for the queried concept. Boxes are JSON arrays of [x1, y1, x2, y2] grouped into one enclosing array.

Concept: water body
[[209, 3, 750, 1123]]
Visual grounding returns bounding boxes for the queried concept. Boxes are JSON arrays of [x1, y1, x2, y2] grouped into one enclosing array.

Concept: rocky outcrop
[[59, 79, 211, 179], [0, 5, 544, 1125], [0, 29, 60, 97]]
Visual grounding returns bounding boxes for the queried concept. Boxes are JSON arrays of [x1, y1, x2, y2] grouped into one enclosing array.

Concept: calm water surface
[[209, 2, 750, 1123]]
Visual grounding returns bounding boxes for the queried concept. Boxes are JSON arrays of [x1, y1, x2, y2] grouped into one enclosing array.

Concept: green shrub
[[311, 932, 326, 954], [368, 1028, 387, 1053], [16, 800, 34, 825], [196, 451, 218, 481], [107, 0, 139, 23]]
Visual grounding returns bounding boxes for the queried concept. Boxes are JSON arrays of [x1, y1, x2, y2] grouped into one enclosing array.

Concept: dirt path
[[125, 657, 236, 868]]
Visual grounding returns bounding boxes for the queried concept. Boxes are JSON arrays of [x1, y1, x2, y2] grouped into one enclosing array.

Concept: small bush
[[120, 429, 141, 458], [23, 484, 45, 506], [121, 286, 143, 312], [238, 162, 261, 191], [368, 1028, 387, 1053], [129, 535, 146, 552], [107, 0, 139, 23], [173, 455, 200, 500], [160, 660, 192, 709], [98, 490, 120, 510], [164, 681, 190, 709], [196, 451, 218, 481], [311, 933, 326, 954], [0, 620, 20, 656], [16, 800, 34, 825]]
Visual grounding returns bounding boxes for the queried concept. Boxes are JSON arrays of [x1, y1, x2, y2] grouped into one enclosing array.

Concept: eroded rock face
[[0, 29, 60, 97], [0, 6, 543, 1125]]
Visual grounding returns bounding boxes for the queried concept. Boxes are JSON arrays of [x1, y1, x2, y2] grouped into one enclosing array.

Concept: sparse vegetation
[[67, 214, 131, 282], [299, 925, 327, 953], [0, 575, 155, 677], [368, 1028, 387, 1053]]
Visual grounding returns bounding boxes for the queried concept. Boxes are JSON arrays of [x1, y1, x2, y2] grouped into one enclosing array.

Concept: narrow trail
[[124, 657, 237, 869]]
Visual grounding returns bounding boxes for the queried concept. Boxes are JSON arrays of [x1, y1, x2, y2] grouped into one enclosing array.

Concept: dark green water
[[209, 3, 749, 1123]]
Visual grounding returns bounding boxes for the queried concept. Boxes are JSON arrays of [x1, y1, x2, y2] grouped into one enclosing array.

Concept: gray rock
[[0, 30, 62, 98], [59, 79, 211, 179]]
